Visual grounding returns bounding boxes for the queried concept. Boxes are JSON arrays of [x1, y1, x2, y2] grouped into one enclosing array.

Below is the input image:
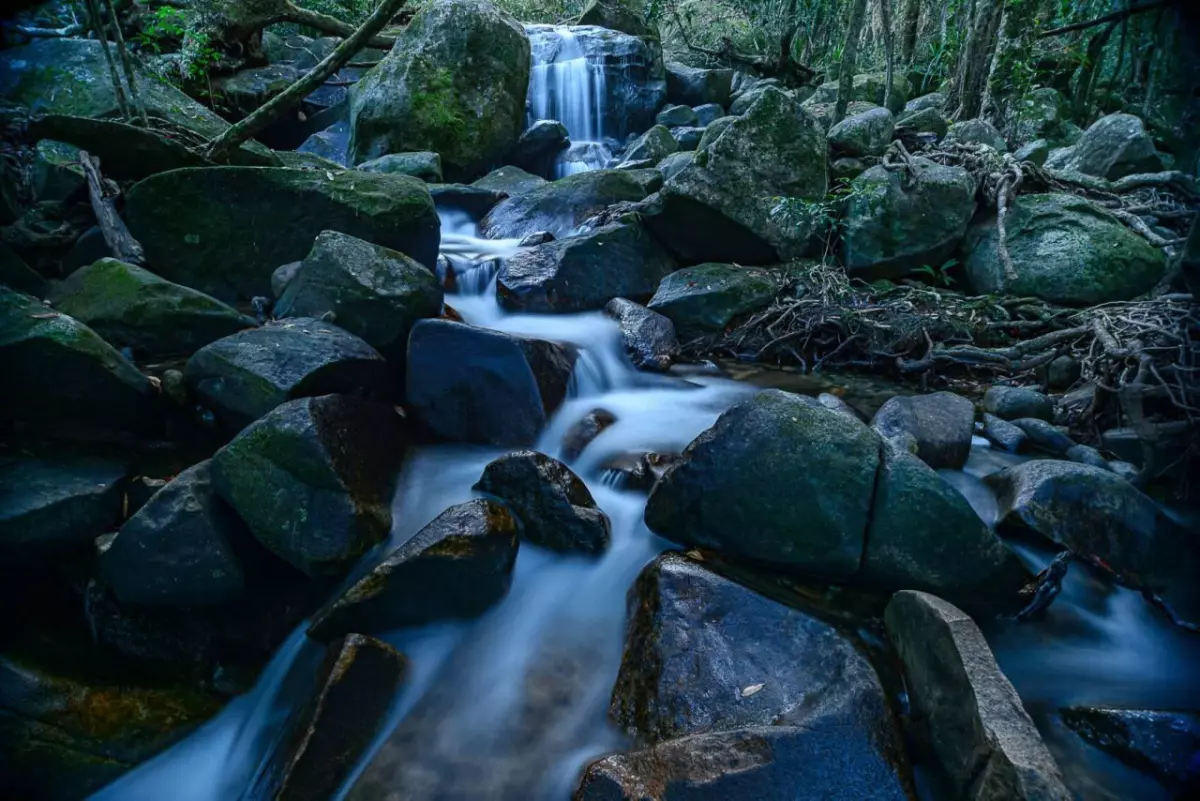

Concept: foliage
[[134, 6, 188, 53]]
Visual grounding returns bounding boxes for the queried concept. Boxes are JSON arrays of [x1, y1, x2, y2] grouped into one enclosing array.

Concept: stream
[[90, 24, 1199, 801]]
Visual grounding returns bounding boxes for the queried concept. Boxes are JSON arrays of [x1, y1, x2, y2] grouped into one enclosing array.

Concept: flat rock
[[646, 263, 777, 339], [0, 456, 127, 557], [480, 170, 650, 239], [1061, 707, 1200, 794]]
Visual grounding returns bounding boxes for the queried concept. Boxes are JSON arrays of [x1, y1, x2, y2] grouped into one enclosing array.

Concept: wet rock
[[348, 0, 530, 179], [963, 193, 1165, 305], [274, 231, 443, 363], [621, 167, 664, 194], [665, 63, 734, 107], [1013, 138, 1050, 166], [644, 391, 877, 579], [357, 151, 444, 182], [124, 167, 439, 301], [693, 103, 725, 127], [473, 165, 547, 196], [184, 317, 393, 434], [428, 184, 508, 219], [212, 395, 409, 578], [871, 391, 975, 469], [656, 104, 698, 127], [668, 125, 705, 152], [1108, 460, 1140, 483], [983, 386, 1054, 422], [604, 297, 679, 371], [647, 263, 778, 339], [695, 115, 736, 150], [406, 319, 574, 446], [1009, 418, 1074, 455], [1045, 113, 1163, 180], [480, 169, 650, 239], [499, 222, 675, 314], [211, 63, 302, 119], [32, 139, 85, 202], [643, 88, 827, 264], [272, 261, 302, 298], [944, 118, 1008, 151], [264, 634, 408, 801], [1065, 444, 1109, 471], [48, 258, 255, 357], [511, 119, 569, 177], [0, 286, 158, 435], [806, 71, 910, 114], [474, 450, 611, 555], [298, 120, 349, 166], [308, 499, 519, 640], [982, 413, 1028, 452], [843, 158, 976, 279], [885, 591, 1071, 800], [895, 106, 948, 139], [577, 0, 655, 38], [827, 106, 895, 157], [0, 456, 127, 558], [99, 461, 254, 607], [563, 409, 618, 461], [657, 150, 693, 180], [815, 392, 865, 422], [1061, 707, 1200, 793]]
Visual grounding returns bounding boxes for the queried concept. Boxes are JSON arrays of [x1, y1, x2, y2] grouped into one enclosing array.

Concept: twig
[[102, 0, 148, 126], [1039, 0, 1175, 38], [83, 0, 130, 120]]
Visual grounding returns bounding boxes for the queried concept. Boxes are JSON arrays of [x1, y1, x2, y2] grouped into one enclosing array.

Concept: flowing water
[[527, 26, 613, 176]]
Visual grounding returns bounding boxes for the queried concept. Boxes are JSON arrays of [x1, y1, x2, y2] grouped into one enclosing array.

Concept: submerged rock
[[212, 395, 409, 578], [348, 0, 531, 179], [1061, 707, 1200, 794], [871, 391, 975, 469], [0, 456, 127, 557], [646, 263, 777, 339], [308, 499, 519, 639], [480, 170, 650, 239], [604, 297, 679, 371], [474, 451, 611, 555], [885, 590, 1072, 800]]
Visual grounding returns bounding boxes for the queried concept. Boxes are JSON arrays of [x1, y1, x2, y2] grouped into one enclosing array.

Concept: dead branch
[[80, 150, 144, 265], [1039, 0, 1176, 39]]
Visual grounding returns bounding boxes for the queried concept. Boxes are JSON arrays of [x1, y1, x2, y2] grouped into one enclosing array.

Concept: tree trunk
[[949, 0, 1004, 120], [835, 0, 871, 124], [1074, 21, 1118, 121], [880, 0, 895, 111], [984, 0, 1048, 132], [899, 0, 921, 64]]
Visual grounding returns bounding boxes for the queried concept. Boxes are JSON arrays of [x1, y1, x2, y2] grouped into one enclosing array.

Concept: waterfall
[[527, 26, 613, 176]]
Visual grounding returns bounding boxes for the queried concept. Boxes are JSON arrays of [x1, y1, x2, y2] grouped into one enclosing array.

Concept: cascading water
[[526, 26, 612, 176]]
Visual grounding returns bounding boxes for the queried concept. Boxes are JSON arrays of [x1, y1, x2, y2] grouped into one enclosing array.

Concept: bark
[[83, 0, 130, 119], [1074, 21, 1118, 121], [204, 0, 409, 162], [880, 0, 895, 111], [835, 0, 871, 125], [1039, 0, 1174, 38], [984, 0, 1048, 132], [899, 0, 921, 64], [104, 0, 148, 126], [80, 151, 144, 265], [949, 0, 1004, 120]]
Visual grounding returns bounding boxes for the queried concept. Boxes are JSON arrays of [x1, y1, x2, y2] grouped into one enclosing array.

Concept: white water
[[527, 26, 613, 176]]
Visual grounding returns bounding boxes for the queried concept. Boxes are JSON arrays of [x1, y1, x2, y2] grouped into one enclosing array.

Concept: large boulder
[[0, 286, 157, 435], [406, 319, 575, 446], [604, 297, 679, 370], [1061, 707, 1200, 794], [642, 87, 827, 264], [644, 391, 878, 579], [870, 391, 975, 469], [646, 262, 777, 339], [48, 258, 255, 357], [665, 62, 734, 107], [806, 72, 910, 114], [1045, 113, 1163, 180], [827, 106, 895, 157], [843, 158, 976, 279], [884, 591, 1072, 801], [473, 451, 610, 555], [274, 231, 443, 363], [895, 105, 949, 140], [348, 0, 530, 179], [497, 222, 675, 313], [98, 460, 254, 607], [619, 123, 678, 165], [184, 318, 393, 434], [963, 193, 1165, 305], [212, 395, 409, 578], [472, 165, 547, 196], [308, 499, 519, 639], [0, 456, 127, 558], [944, 118, 1008, 151], [357, 151, 444, 183], [479, 169, 649, 239], [576, 0, 654, 38], [125, 167, 439, 301]]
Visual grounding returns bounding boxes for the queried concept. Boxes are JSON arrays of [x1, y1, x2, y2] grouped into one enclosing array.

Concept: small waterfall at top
[[527, 26, 612, 176]]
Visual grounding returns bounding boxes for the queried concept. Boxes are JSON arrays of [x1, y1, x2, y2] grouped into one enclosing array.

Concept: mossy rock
[[31, 140, 85, 202], [646, 262, 778, 339], [124, 167, 439, 301], [357, 151, 444, 182], [807, 71, 910, 114], [479, 169, 650, 239], [471, 165, 547, 196]]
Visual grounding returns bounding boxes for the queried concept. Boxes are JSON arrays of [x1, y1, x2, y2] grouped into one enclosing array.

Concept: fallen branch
[[80, 151, 144, 265], [1039, 0, 1175, 38]]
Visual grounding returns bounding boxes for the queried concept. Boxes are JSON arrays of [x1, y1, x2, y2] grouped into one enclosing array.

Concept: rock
[[348, 0, 530, 179], [944, 118, 1008, 151], [575, 725, 910, 801], [647, 263, 777, 339], [884, 590, 1072, 801], [480, 170, 649, 239], [982, 413, 1028, 452], [473, 451, 611, 555], [692, 103, 725, 126], [831, 156, 869, 181], [0, 243, 47, 297], [1061, 707, 1200, 794], [801, 100, 880, 134], [963, 193, 1165, 305], [806, 72, 910, 114], [510, 119, 569, 176], [576, 0, 655, 38], [668, 125, 705, 151], [620, 124, 678, 164], [665, 62, 734, 107], [1009, 418, 1074, 454], [728, 84, 776, 116], [210, 63, 302, 119], [498, 222, 675, 314], [827, 106, 895, 157], [982, 386, 1054, 421], [274, 231, 443, 363], [184, 318, 393, 434], [860, 442, 1030, 604], [298, 120, 349, 166], [406, 319, 574, 446], [0, 456, 127, 558], [212, 394, 409, 579], [272, 261, 302, 298], [1046, 113, 1163, 180], [624, 167, 663, 193], [1044, 354, 1081, 390], [656, 104, 698, 127], [871, 391, 974, 470], [1108, 460, 1140, 483], [98, 460, 254, 607], [1013, 87, 1071, 145], [696, 115, 736, 150], [987, 460, 1199, 620], [816, 392, 865, 422], [472, 165, 547, 196], [1065, 443, 1109, 471], [644, 391, 878, 579], [604, 297, 679, 371], [842, 157, 976, 279], [642, 88, 827, 264], [125, 167, 440, 301], [32, 139, 85, 202], [657, 150, 693, 180], [0, 286, 157, 435], [48, 258, 256, 357], [903, 92, 945, 114], [1012, 139, 1050, 166], [264, 634, 408, 801], [562, 409, 618, 460], [308, 499, 519, 639], [895, 105, 948, 139], [356, 151, 444, 182]]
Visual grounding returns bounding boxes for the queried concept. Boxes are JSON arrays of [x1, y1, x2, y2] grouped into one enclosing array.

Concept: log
[[79, 151, 144, 265]]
